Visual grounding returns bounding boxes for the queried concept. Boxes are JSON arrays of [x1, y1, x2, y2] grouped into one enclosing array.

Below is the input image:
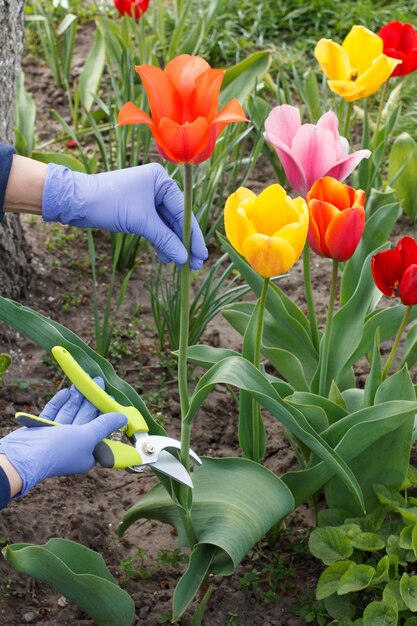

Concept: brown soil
[[0, 22, 411, 626]]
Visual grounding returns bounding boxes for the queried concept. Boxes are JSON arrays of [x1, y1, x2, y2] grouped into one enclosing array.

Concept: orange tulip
[[307, 177, 365, 261], [118, 55, 247, 165]]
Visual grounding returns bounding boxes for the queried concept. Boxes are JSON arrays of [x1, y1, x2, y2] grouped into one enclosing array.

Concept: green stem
[[382, 305, 412, 381], [303, 244, 320, 352], [372, 79, 389, 152], [319, 260, 339, 396], [251, 277, 269, 462], [178, 163, 197, 547], [343, 101, 353, 139]]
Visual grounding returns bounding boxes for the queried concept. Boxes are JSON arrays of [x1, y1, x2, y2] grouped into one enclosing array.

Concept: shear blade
[[151, 450, 194, 487]]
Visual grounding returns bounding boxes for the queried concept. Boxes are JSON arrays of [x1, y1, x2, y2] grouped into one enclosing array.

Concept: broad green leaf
[[120, 457, 294, 616], [363, 599, 398, 626], [388, 133, 417, 223], [286, 397, 328, 434], [316, 560, 353, 599], [288, 392, 347, 425], [363, 329, 381, 407], [403, 322, 417, 368], [263, 347, 309, 390], [351, 533, 385, 552], [283, 399, 416, 510], [0, 297, 164, 435], [375, 366, 416, 405], [324, 593, 357, 620], [2, 539, 134, 626], [220, 51, 271, 106], [78, 28, 105, 112], [308, 527, 353, 565], [373, 555, 390, 585], [186, 345, 241, 369], [31, 151, 86, 172], [399, 524, 417, 556], [317, 509, 353, 528], [401, 573, 417, 611], [183, 356, 365, 510], [383, 580, 407, 611], [404, 619, 417, 626], [337, 564, 375, 595], [373, 484, 406, 509], [340, 388, 364, 414]]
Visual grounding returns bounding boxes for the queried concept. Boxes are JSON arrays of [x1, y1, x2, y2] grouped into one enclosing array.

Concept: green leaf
[[173, 544, 216, 621], [308, 527, 353, 565], [400, 573, 417, 611], [337, 564, 375, 595], [324, 593, 357, 620], [119, 457, 294, 617], [404, 618, 417, 626], [186, 345, 241, 369], [77, 28, 105, 112], [263, 346, 309, 390], [373, 555, 390, 585], [363, 329, 382, 407], [383, 580, 407, 611], [0, 353, 11, 385], [388, 132, 417, 222], [31, 151, 87, 172], [316, 560, 353, 599], [351, 533, 385, 552], [191, 585, 213, 626], [183, 356, 365, 511], [14, 71, 36, 157], [2, 539, 134, 626], [363, 599, 398, 626], [220, 51, 271, 106]]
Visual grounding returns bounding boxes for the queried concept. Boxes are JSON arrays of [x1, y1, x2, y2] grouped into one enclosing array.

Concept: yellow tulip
[[224, 184, 309, 278], [315, 25, 402, 102]]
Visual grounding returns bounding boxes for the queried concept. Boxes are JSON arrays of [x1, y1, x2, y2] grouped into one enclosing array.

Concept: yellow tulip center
[[350, 69, 358, 81]]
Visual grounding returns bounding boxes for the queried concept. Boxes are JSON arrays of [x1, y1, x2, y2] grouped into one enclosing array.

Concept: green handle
[[52, 346, 148, 438], [94, 439, 143, 468], [15, 412, 143, 469]]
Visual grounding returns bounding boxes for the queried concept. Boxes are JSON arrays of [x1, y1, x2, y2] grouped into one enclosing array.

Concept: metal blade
[[151, 450, 194, 487]]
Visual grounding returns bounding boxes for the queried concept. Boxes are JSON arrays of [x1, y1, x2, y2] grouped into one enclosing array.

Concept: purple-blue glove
[[0, 378, 127, 496], [42, 162, 208, 270]]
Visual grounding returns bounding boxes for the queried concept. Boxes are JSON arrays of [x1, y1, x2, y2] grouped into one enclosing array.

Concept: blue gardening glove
[[42, 162, 208, 270], [0, 377, 127, 496]]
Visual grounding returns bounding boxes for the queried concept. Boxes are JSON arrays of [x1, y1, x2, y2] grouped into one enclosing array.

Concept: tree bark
[[0, 0, 31, 299]]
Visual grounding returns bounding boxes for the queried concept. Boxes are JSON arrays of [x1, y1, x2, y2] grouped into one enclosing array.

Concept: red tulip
[[114, 0, 149, 19], [306, 177, 365, 261], [371, 236, 417, 305], [378, 21, 417, 76], [118, 55, 247, 165]]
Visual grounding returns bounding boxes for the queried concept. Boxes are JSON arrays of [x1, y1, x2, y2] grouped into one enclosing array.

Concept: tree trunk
[[0, 0, 31, 299]]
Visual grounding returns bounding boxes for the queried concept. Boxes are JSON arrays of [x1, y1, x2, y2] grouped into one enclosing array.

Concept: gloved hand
[[0, 378, 127, 496], [42, 162, 208, 270]]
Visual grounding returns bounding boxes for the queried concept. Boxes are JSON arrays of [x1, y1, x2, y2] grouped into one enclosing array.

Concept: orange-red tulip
[[118, 55, 247, 165], [306, 177, 365, 261]]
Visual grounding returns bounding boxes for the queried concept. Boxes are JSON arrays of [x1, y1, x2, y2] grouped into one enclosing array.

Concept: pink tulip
[[264, 105, 371, 196]]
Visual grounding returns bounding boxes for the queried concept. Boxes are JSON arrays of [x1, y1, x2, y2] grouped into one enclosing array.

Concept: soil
[[0, 22, 412, 626]]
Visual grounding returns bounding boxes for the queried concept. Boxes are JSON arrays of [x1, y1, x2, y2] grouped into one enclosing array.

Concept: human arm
[[0, 379, 127, 509], [1, 146, 208, 268]]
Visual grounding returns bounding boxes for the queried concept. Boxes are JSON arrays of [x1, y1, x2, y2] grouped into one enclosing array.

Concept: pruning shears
[[15, 345, 201, 487]]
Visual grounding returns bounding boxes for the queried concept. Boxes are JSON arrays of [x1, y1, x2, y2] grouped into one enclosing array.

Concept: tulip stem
[[252, 277, 269, 462], [372, 80, 389, 152], [177, 163, 197, 547], [382, 305, 412, 381], [343, 101, 353, 139], [319, 260, 339, 396], [303, 244, 320, 352]]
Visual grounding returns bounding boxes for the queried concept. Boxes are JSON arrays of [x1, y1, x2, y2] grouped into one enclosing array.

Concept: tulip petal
[[212, 98, 248, 125], [315, 39, 352, 80], [291, 125, 340, 192], [355, 54, 402, 98], [263, 131, 308, 195], [165, 55, 210, 101], [316, 111, 339, 142], [264, 105, 301, 148], [249, 185, 300, 236], [399, 264, 417, 305], [135, 65, 182, 124], [325, 206, 365, 261], [224, 188, 257, 254], [379, 21, 404, 48], [242, 233, 297, 278], [190, 69, 224, 120], [398, 236, 417, 271], [117, 102, 154, 127], [371, 249, 403, 297], [342, 25, 383, 77], [326, 149, 371, 185], [327, 79, 366, 102], [308, 177, 352, 210], [274, 221, 307, 260], [157, 116, 211, 163], [307, 199, 339, 257]]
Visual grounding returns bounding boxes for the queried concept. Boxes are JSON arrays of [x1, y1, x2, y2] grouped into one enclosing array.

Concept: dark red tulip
[[371, 236, 417, 304], [378, 21, 417, 76]]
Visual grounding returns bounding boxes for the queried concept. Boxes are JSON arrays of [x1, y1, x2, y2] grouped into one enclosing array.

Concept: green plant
[[309, 475, 417, 625], [0, 353, 11, 386]]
